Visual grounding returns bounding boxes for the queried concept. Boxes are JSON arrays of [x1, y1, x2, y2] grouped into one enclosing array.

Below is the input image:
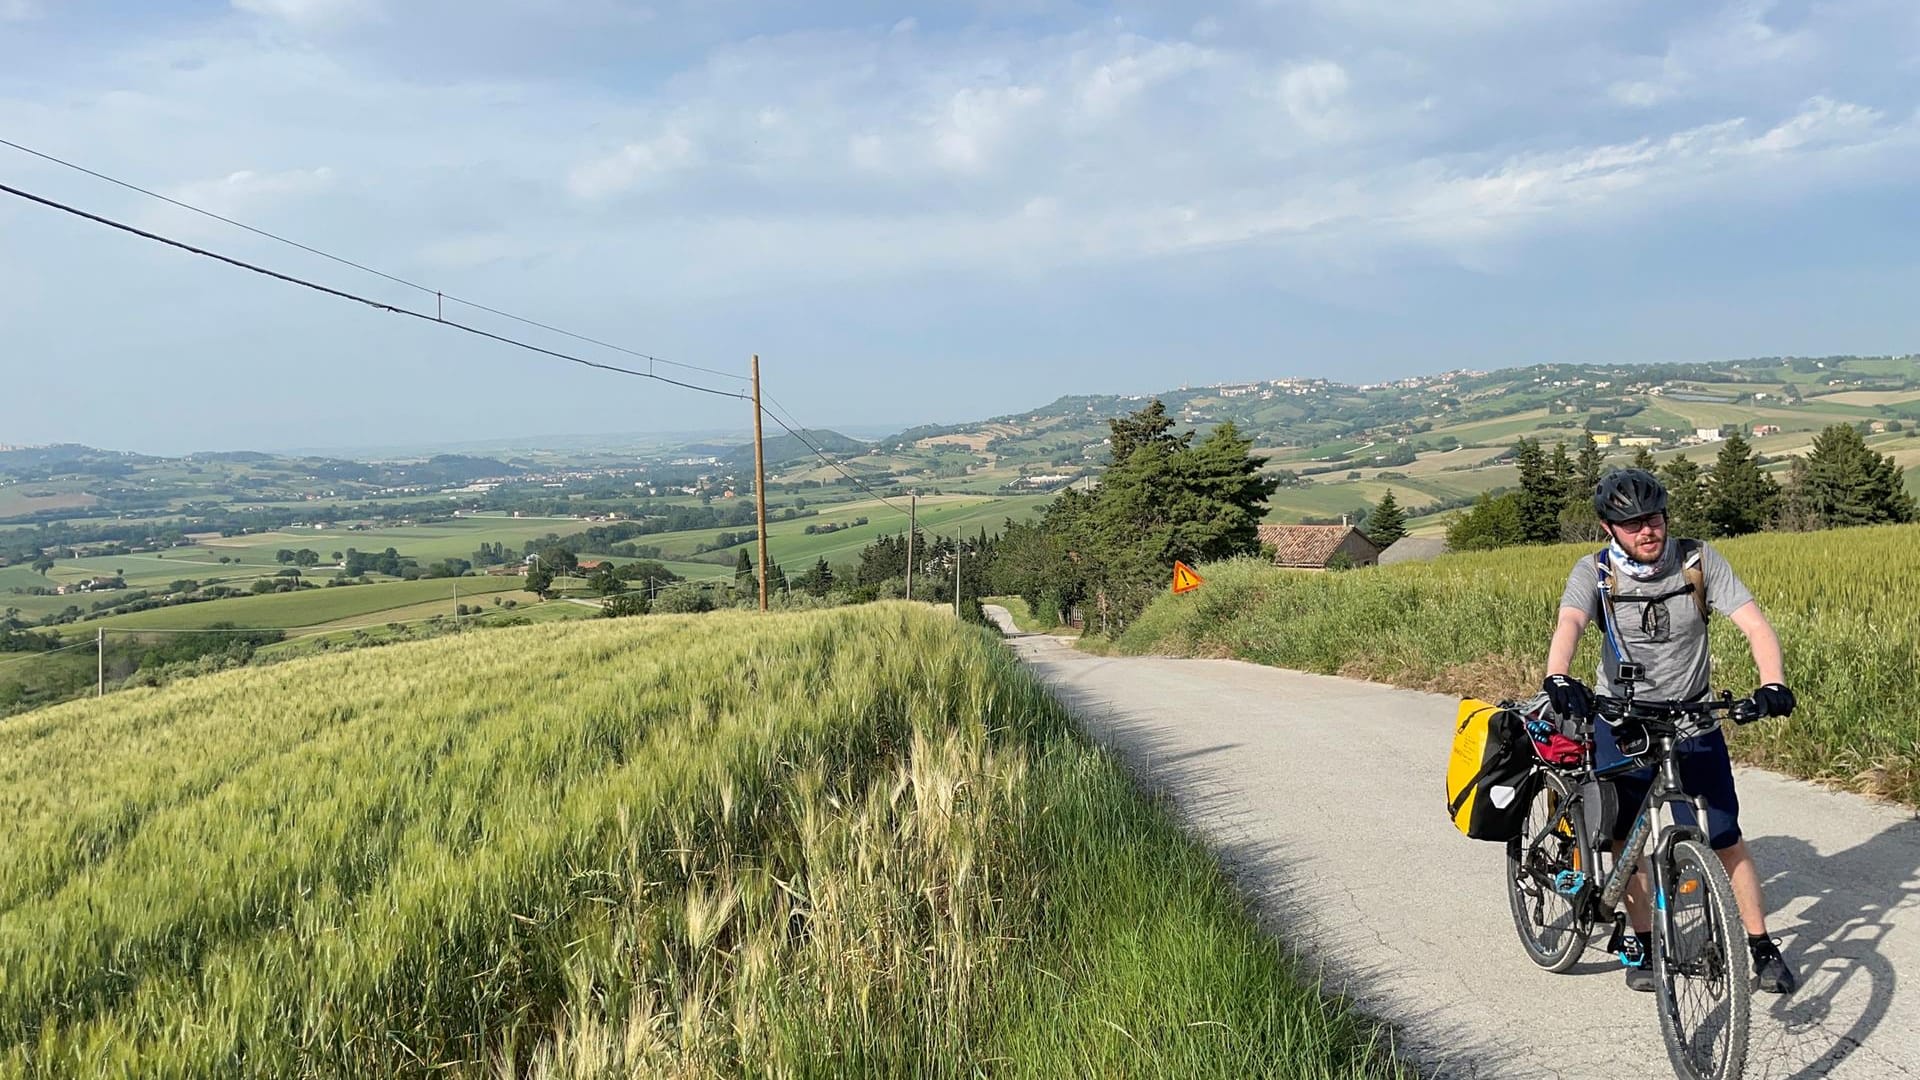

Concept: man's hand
[[1752, 683, 1796, 718], [1543, 674, 1594, 719]]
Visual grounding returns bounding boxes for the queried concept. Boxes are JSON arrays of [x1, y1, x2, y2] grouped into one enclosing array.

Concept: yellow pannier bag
[[1446, 698, 1535, 841]]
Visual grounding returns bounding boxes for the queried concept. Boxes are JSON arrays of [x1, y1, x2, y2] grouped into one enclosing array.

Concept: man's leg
[[1716, 839, 1769, 936]]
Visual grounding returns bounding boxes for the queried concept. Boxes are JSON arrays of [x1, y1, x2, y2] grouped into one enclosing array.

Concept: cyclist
[[1541, 468, 1798, 995]]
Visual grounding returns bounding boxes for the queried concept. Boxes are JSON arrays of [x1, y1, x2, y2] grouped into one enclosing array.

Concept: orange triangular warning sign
[[1172, 561, 1203, 594]]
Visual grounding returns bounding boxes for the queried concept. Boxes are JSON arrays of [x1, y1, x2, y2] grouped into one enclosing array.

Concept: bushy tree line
[[1446, 424, 1914, 551]]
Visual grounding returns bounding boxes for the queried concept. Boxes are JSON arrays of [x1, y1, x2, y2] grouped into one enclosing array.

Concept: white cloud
[[1278, 59, 1350, 137], [567, 132, 698, 199], [929, 83, 1046, 173], [231, 0, 384, 31]]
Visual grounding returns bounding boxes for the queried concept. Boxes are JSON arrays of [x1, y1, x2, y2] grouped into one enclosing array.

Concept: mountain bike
[[1505, 676, 1766, 1080]]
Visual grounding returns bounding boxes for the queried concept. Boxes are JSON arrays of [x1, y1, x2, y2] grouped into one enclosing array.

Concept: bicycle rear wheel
[[1506, 769, 1591, 973], [1654, 839, 1750, 1080]]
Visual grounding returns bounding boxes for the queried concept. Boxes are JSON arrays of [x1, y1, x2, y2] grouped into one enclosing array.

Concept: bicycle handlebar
[[1590, 690, 1765, 736]]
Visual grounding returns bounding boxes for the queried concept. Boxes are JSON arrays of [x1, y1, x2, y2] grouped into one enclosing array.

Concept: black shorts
[[1594, 723, 1742, 850]]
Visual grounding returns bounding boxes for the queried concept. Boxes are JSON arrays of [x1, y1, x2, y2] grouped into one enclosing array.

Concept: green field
[[0, 606, 1401, 1078], [199, 515, 590, 566], [623, 495, 1049, 570], [1115, 524, 1920, 804], [54, 576, 526, 636]]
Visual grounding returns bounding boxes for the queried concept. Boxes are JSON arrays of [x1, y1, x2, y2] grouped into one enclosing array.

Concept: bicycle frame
[[1592, 728, 1712, 948]]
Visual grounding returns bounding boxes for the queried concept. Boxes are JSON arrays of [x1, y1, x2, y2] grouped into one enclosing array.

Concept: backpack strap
[[1678, 538, 1709, 623], [1594, 550, 1630, 665]]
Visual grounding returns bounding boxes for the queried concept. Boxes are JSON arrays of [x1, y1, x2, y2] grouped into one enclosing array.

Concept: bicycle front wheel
[[1506, 769, 1591, 973], [1654, 839, 1751, 1080]]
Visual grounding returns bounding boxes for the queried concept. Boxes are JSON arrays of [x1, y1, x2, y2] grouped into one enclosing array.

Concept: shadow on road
[[1745, 825, 1920, 1080]]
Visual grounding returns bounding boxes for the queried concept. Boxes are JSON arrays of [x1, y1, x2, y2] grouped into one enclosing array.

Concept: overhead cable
[[758, 392, 912, 515], [0, 180, 750, 401], [0, 137, 745, 383]]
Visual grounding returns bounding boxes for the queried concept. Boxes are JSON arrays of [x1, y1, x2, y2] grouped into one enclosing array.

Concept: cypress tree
[[1367, 489, 1407, 547], [1705, 433, 1778, 537], [1661, 455, 1708, 538]]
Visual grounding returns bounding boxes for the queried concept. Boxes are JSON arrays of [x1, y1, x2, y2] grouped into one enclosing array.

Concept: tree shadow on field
[[1742, 824, 1920, 1080]]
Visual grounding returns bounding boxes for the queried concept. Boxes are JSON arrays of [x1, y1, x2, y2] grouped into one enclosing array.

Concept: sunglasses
[[1614, 513, 1666, 535]]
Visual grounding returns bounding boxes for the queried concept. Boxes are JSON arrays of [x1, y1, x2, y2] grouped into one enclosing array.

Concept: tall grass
[[0, 605, 1400, 1078], [1114, 525, 1920, 804]]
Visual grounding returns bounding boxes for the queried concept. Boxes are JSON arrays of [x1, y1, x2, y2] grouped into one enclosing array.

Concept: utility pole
[[96, 628, 103, 697], [452, 578, 458, 627], [953, 537, 961, 618], [905, 491, 916, 602], [751, 354, 769, 612]]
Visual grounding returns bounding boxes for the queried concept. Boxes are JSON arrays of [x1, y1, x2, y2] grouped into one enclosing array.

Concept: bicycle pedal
[[1552, 870, 1587, 897]]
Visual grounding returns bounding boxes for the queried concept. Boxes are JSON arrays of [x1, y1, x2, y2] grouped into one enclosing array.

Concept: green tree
[[1705, 433, 1778, 537], [30, 555, 53, 575], [734, 548, 754, 586], [1513, 438, 1564, 544], [1025, 405, 1277, 632], [1107, 399, 1178, 466], [1660, 455, 1708, 538], [539, 547, 578, 575], [275, 549, 295, 564], [1366, 489, 1407, 547], [1550, 440, 1577, 504], [600, 593, 648, 618], [1446, 491, 1525, 551], [1798, 423, 1916, 527], [587, 567, 624, 596], [1630, 445, 1658, 472], [524, 564, 554, 599], [1574, 431, 1605, 498]]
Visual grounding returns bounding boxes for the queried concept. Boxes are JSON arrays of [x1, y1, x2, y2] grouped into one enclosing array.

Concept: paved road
[[985, 607, 1920, 1080]]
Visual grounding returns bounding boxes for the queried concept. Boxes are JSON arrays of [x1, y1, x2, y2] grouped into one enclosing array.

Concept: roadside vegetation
[[1113, 525, 1920, 805], [0, 605, 1403, 1079]]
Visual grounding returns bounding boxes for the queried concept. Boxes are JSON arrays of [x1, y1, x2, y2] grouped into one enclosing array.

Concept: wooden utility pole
[[905, 491, 916, 601], [953, 537, 961, 618], [96, 628, 103, 697], [751, 354, 770, 612]]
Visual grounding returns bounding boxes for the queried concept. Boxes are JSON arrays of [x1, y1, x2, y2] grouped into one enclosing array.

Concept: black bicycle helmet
[[1593, 468, 1668, 523]]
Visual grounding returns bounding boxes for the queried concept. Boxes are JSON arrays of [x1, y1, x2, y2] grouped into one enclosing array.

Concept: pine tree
[[1367, 489, 1407, 547], [1513, 438, 1564, 544], [1705, 432, 1778, 537], [1549, 440, 1576, 503], [1660, 455, 1708, 538], [1800, 423, 1917, 527], [1575, 431, 1605, 497], [734, 548, 753, 585], [1631, 445, 1658, 472], [1107, 400, 1180, 466]]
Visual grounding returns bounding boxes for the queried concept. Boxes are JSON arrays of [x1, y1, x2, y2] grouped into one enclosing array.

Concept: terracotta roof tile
[[1257, 524, 1378, 567]]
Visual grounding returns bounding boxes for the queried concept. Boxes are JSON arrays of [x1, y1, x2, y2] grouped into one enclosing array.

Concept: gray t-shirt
[[1559, 541, 1755, 701]]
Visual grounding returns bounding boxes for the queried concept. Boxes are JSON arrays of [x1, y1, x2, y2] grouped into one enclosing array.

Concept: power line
[[757, 392, 912, 515], [0, 180, 750, 402], [0, 639, 96, 667], [0, 137, 746, 384]]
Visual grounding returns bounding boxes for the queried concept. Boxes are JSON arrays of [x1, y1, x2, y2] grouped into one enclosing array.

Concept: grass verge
[[0, 604, 1401, 1078], [1111, 525, 1920, 805]]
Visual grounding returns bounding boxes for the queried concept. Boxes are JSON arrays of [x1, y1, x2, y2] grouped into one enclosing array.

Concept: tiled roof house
[[1256, 524, 1383, 569]]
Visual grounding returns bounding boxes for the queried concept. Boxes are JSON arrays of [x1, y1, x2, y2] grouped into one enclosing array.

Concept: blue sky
[[3, 0, 1918, 454]]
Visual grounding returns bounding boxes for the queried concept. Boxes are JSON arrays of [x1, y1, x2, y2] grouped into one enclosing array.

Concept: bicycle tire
[[1506, 769, 1592, 973], [1654, 839, 1751, 1080]]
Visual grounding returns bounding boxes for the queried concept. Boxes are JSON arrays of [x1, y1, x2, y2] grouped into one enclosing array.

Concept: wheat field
[[0, 604, 1400, 1079]]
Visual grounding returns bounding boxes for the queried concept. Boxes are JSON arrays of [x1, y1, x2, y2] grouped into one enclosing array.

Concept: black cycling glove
[[1752, 683, 1796, 718], [1543, 674, 1594, 719]]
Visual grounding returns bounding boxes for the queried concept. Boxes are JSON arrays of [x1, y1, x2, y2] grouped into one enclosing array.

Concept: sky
[[2, 0, 1919, 455]]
